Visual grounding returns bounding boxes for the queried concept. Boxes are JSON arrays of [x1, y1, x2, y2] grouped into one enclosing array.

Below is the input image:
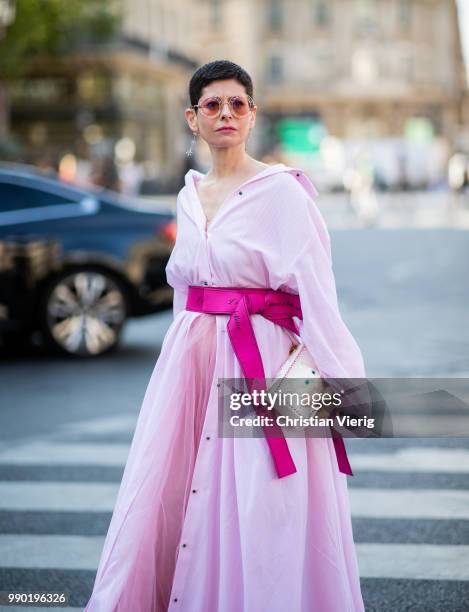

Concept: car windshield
[[0, 164, 174, 215]]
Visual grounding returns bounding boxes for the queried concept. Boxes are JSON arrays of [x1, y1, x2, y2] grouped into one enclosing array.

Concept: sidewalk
[[147, 190, 469, 230]]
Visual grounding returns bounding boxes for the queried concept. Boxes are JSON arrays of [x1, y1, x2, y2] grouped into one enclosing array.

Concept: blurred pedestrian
[[90, 156, 121, 192]]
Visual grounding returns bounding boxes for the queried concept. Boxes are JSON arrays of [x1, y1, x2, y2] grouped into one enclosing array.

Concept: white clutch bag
[[267, 340, 325, 427]]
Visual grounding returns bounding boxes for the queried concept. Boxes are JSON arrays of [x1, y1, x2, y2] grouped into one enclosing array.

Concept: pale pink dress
[[84, 163, 366, 612]]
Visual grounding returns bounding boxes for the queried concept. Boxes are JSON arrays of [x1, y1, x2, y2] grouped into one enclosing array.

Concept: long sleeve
[[165, 192, 189, 321], [286, 233, 366, 379], [172, 284, 188, 320], [267, 172, 366, 380]]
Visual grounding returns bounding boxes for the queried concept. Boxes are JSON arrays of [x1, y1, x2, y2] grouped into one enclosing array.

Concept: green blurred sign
[[278, 119, 326, 155], [404, 117, 434, 143]]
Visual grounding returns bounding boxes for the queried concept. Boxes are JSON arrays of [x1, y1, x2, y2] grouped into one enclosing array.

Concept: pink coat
[[84, 162, 366, 611]]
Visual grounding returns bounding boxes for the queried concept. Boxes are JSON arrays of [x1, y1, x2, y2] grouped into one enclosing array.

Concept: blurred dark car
[[0, 168, 177, 357]]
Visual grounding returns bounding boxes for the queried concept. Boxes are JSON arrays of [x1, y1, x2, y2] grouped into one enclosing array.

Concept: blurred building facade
[[5, 0, 198, 191], [3, 0, 469, 192], [195, 0, 467, 190]]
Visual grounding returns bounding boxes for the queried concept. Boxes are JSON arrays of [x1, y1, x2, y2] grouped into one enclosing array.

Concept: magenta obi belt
[[185, 285, 353, 479]]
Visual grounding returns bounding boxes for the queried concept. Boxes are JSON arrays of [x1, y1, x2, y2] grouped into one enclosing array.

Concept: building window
[[210, 0, 222, 29], [352, 49, 378, 83], [398, 0, 411, 30], [402, 55, 414, 81], [9, 78, 67, 104], [314, 0, 330, 28], [378, 56, 388, 79], [356, 0, 377, 33], [268, 0, 283, 32], [77, 72, 111, 104], [269, 56, 283, 82], [314, 51, 333, 79]]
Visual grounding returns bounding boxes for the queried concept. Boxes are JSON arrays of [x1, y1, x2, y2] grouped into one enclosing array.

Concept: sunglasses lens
[[231, 96, 250, 116], [200, 97, 221, 116]]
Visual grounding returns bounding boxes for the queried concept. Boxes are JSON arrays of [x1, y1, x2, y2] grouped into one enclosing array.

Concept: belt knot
[[184, 284, 354, 479]]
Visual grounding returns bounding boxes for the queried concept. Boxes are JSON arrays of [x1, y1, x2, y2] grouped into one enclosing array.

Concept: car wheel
[[39, 268, 128, 357]]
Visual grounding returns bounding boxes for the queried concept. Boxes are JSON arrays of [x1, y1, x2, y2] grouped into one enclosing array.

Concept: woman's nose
[[220, 101, 233, 117]]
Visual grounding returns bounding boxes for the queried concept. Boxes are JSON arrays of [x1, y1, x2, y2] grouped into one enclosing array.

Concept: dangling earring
[[186, 131, 198, 157]]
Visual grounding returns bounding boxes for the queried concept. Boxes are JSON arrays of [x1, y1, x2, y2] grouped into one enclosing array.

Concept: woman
[[84, 60, 366, 612]]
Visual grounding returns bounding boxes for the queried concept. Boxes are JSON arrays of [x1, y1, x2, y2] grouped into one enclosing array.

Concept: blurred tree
[[0, 0, 121, 141], [0, 0, 121, 78]]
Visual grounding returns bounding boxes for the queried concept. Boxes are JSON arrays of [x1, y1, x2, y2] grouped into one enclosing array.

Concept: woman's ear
[[185, 107, 198, 133]]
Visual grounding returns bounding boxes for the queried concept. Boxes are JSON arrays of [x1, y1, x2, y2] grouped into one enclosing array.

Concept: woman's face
[[185, 78, 257, 150]]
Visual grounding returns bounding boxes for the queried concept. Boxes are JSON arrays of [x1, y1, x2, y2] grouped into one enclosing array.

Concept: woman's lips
[[216, 127, 236, 132]]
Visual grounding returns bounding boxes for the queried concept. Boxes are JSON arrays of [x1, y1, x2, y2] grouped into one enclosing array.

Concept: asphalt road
[[1, 228, 468, 611]]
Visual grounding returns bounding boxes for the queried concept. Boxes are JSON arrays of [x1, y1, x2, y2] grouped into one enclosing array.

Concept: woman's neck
[[205, 148, 260, 181]]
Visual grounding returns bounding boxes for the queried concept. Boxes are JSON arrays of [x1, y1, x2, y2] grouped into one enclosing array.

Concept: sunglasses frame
[[191, 94, 255, 118]]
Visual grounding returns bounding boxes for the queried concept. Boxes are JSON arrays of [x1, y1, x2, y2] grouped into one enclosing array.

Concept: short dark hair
[[188, 59, 254, 107]]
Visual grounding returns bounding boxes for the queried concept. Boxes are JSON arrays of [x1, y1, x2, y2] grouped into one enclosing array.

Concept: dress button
[[182, 543, 187, 548], [173, 598, 178, 602], [206, 436, 211, 440], [239, 191, 243, 195], [296, 172, 300, 176], [192, 489, 197, 493], [202, 281, 208, 285]]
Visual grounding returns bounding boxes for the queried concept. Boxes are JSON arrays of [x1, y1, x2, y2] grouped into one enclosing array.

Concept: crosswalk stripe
[[57, 415, 137, 436], [1, 443, 468, 474], [349, 447, 469, 473], [0, 443, 129, 466], [1, 534, 468, 581], [1, 481, 468, 521], [350, 488, 469, 520], [0, 535, 103, 570], [356, 544, 469, 581], [0, 482, 119, 512]]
